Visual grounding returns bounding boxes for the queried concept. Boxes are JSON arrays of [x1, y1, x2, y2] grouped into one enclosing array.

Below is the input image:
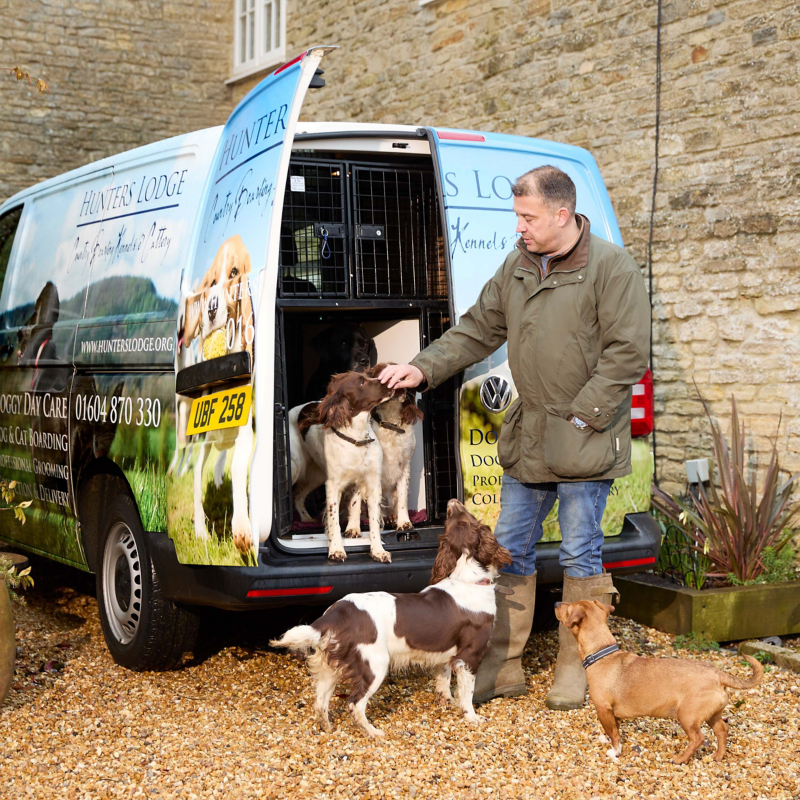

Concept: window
[[232, 0, 285, 81], [0, 206, 22, 303]]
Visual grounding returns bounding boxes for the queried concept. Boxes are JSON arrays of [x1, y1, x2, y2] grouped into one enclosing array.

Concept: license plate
[[186, 385, 252, 436]]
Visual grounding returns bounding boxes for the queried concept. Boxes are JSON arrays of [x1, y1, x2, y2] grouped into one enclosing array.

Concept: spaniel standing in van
[[271, 499, 512, 737], [289, 371, 397, 563], [183, 234, 255, 553], [367, 363, 424, 532]]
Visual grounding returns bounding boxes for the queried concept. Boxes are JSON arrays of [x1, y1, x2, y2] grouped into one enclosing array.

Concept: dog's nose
[[208, 296, 217, 321], [446, 498, 464, 516]]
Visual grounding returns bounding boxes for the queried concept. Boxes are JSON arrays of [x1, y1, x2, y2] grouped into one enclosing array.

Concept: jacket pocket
[[496, 399, 522, 470], [543, 404, 615, 479]]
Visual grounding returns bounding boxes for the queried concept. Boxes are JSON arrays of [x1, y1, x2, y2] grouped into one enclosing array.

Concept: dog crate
[[279, 158, 447, 301], [271, 150, 458, 548]]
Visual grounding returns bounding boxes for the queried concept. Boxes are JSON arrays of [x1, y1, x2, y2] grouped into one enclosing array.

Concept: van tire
[[96, 493, 199, 671]]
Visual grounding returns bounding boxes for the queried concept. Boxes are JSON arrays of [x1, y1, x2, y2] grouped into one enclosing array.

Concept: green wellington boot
[[473, 571, 537, 705], [545, 572, 620, 711]]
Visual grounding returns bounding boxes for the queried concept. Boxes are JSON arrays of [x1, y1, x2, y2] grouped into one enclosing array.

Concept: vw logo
[[479, 375, 512, 413]]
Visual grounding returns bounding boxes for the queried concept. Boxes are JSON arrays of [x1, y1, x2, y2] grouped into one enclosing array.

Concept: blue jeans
[[494, 474, 613, 578]]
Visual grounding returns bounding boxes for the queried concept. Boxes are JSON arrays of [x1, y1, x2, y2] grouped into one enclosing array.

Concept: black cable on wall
[[647, 0, 663, 485]]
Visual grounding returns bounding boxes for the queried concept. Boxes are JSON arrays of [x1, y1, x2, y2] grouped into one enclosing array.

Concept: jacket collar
[[515, 213, 591, 276]]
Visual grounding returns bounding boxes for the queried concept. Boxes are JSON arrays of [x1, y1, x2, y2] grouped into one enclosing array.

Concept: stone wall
[[0, 0, 234, 203], [272, 0, 800, 496]]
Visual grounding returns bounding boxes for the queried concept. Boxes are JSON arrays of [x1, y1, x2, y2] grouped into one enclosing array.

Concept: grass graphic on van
[[167, 451, 258, 567]]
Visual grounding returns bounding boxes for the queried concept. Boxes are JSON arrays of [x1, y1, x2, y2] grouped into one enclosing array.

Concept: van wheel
[[96, 494, 199, 671]]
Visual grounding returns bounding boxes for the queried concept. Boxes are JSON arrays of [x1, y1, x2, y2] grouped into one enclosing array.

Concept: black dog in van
[[303, 324, 378, 402]]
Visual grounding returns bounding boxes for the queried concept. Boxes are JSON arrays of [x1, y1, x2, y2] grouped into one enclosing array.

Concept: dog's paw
[[328, 547, 347, 562], [232, 515, 252, 553], [395, 519, 414, 532], [194, 522, 210, 540], [297, 509, 314, 523], [344, 527, 363, 539], [435, 694, 454, 707], [606, 743, 622, 760], [598, 734, 610, 744], [370, 548, 392, 563], [465, 713, 486, 726]]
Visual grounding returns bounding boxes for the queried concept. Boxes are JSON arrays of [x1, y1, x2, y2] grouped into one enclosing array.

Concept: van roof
[[1, 120, 597, 212]]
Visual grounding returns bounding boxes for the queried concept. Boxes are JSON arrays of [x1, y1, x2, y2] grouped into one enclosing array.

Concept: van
[[0, 46, 659, 671]]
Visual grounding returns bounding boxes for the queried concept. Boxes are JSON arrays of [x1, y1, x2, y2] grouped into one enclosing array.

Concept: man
[[379, 165, 650, 709]]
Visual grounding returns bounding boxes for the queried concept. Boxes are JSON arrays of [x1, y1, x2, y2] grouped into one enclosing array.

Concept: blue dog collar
[[581, 643, 619, 669]]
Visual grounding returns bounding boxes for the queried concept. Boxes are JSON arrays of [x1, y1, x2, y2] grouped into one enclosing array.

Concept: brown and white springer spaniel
[[271, 499, 512, 737], [367, 363, 424, 532], [289, 371, 397, 563]]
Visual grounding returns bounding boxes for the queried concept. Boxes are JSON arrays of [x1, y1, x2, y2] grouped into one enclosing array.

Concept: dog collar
[[370, 411, 405, 434], [581, 643, 619, 669], [331, 427, 374, 447]]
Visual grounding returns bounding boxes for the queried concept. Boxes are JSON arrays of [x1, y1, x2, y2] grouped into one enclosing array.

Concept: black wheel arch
[[76, 459, 137, 573]]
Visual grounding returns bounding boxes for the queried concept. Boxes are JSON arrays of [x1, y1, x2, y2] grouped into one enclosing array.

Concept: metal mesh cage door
[[279, 161, 348, 298], [422, 309, 459, 521], [352, 167, 447, 300], [273, 308, 293, 537]]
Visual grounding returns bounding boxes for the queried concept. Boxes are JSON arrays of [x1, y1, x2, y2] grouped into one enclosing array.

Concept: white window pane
[[240, 0, 246, 12], [248, 10, 254, 59], [275, 0, 280, 48], [264, 1, 272, 52], [239, 15, 246, 63]]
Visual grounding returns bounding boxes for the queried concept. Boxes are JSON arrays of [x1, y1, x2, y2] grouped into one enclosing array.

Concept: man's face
[[513, 194, 566, 254]]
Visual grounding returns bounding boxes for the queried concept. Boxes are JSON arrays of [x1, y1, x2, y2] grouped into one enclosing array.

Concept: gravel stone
[[1, 563, 798, 799]]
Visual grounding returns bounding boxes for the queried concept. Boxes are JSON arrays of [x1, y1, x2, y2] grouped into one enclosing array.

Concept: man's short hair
[[512, 165, 576, 215]]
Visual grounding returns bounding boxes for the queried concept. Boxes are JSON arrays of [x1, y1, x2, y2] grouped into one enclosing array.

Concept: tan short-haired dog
[[555, 599, 763, 764]]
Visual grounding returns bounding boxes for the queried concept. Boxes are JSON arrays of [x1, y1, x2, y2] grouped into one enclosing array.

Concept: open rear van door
[[169, 46, 336, 565], [428, 129, 651, 537]]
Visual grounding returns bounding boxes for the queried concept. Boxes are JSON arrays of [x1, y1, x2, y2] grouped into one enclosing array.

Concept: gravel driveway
[[1, 558, 798, 799]]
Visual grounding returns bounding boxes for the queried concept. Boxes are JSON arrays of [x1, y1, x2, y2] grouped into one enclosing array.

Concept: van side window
[[0, 205, 23, 301]]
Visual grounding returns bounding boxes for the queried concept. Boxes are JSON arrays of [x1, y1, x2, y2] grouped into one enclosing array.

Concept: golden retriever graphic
[[183, 235, 255, 555]]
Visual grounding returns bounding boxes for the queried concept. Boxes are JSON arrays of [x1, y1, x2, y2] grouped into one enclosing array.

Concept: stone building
[[2, 0, 800, 495]]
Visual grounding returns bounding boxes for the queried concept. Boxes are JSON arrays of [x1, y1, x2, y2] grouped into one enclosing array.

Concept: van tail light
[[436, 131, 486, 142], [630, 369, 654, 438]]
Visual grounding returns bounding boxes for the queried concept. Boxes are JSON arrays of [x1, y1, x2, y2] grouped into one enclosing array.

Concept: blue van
[[0, 46, 659, 670]]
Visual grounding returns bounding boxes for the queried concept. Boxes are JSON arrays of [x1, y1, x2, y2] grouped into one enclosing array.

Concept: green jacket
[[411, 215, 651, 483]]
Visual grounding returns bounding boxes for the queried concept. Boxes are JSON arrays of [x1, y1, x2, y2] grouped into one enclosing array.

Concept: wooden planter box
[[614, 574, 800, 641]]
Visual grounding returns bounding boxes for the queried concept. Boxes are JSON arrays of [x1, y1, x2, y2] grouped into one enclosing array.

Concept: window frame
[[0, 204, 24, 317], [230, 0, 286, 83]]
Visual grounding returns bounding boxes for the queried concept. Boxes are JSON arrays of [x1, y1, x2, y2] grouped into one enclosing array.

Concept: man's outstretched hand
[[379, 363, 424, 390]]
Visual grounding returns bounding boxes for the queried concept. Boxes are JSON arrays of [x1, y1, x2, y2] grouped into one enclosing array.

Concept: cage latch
[[357, 225, 385, 240]]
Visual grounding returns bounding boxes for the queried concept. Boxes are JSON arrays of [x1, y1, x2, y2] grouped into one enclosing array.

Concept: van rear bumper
[[147, 512, 661, 611]]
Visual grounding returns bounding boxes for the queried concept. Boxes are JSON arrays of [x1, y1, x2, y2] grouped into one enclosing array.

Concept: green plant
[[726, 543, 798, 585], [748, 651, 772, 672], [0, 554, 33, 603], [673, 632, 720, 653], [655, 512, 711, 589], [652, 392, 799, 584], [1, 480, 31, 524]]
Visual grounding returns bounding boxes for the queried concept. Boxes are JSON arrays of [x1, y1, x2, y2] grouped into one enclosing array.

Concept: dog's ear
[[431, 535, 461, 585], [400, 392, 425, 426], [565, 604, 587, 629], [318, 375, 353, 429], [594, 601, 615, 616], [366, 331, 378, 367], [475, 523, 512, 571]]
